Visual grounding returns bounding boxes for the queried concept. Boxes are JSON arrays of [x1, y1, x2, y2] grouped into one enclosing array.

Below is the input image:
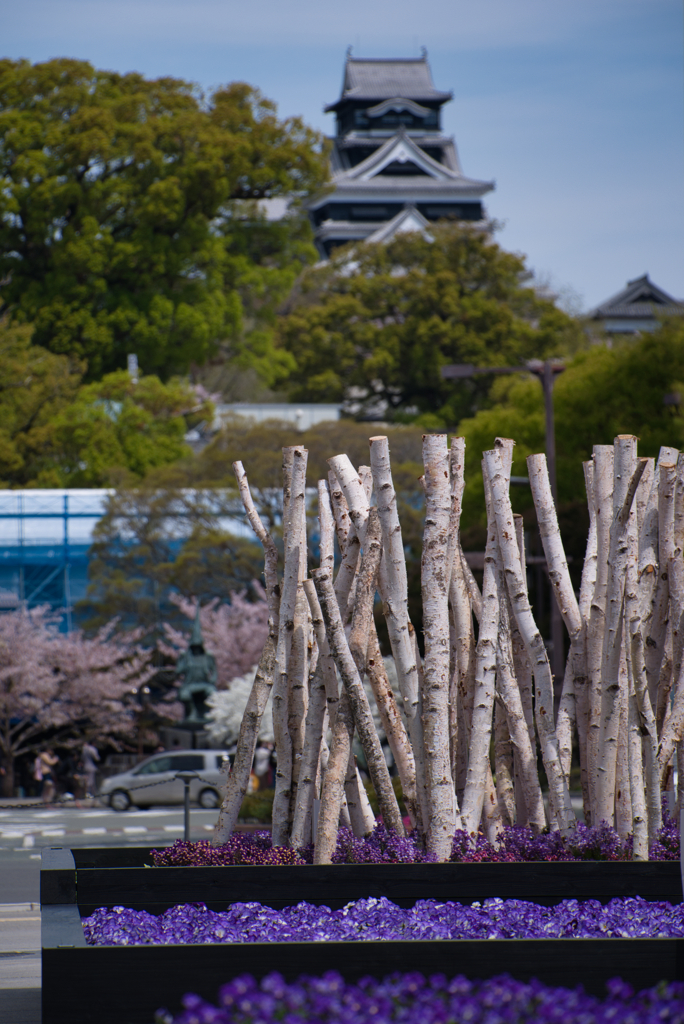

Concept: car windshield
[[134, 756, 173, 776]]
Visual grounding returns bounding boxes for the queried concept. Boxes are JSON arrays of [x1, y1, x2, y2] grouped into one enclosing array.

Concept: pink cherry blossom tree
[[0, 607, 153, 797]]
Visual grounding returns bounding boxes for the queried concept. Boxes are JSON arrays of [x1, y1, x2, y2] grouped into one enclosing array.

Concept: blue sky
[[4, 0, 683, 311]]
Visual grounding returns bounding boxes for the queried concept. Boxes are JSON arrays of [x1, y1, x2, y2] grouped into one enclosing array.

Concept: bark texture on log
[[483, 447, 575, 835], [313, 565, 405, 836], [421, 434, 458, 858]]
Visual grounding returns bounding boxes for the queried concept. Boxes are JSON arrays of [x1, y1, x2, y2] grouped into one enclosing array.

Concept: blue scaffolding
[[0, 490, 110, 630]]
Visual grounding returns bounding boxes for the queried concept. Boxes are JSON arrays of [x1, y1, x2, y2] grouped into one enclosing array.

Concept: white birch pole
[[527, 452, 584, 783], [626, 656, 649, 859], [304, 577, 371, 837], [446, 437, 466, 593], [512, 515, 536, 762], [328, 469, 351, 552], [213, 462, 280, 845], [496, 594, 547, 831], [450, 551, 474, 802], [318, 480, 335, 572], [366, 440, 421, 718], [483, 446, 575, 835], [460, 464, 500, 837], [271, 446, 307, 846], [586, 444, 614, 823], [312, 565, 405, 835], [290, 633, 326, 847], [313, 688, 355, 863], [575, 460, 597, 819], [287, 588, 310, 826], [642, 450, 679, 705], [421, 433, 458, 858], [614, 655, 633, 840], [366, 630, 419, 826], [595, 441, 646, 826], [625, 532, 661, 843], [494, 697, 515, 826]]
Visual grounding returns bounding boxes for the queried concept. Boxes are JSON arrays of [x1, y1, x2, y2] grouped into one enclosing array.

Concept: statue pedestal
[[159, 723, 211, 750]]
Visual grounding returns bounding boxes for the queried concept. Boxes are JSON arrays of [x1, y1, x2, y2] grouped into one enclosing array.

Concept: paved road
[[0, 803, 221, 848], [0, 804, 226, 904]]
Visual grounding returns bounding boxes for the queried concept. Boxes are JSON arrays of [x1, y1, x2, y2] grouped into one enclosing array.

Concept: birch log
[[367, 438, 421, 718], [575, 461, 597, 818], [586, 445, 614, 822], [494, 697, 516, 826], [642, 450, 679, 705], [450, 550, 474, 801], [626, 651, 649, 859], [313, 565, 405, 835], [495, 594, 547, 831], [303, 577, 370, 837], [483, 447, 575, 835], [213, 462, 280, 845], [527, 452, 584, 783], [313, 688, 355, 863], [272, 446, 307, 846], [318, 480, 335, 572], [595, 441, 645, 826], [460, 466, 500, 836], [421, 433, 458, 858]]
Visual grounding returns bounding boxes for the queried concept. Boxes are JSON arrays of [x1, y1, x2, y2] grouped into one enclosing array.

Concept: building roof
[[331, 135, 463, 175], [325, 55, 452, 112], [308, 131, 493, 211], [364, 205, 432, 244], [589, 274, 684, 321]]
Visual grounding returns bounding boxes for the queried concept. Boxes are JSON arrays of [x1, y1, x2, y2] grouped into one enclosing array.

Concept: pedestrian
[[40, 749, 59, 805], [33, 753, 44, 798], [82, 741, 100, 798], [253, 740, 271, 790]]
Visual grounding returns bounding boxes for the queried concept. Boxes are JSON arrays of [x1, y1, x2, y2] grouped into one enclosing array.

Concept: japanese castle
[[307, 51, 494, 257]]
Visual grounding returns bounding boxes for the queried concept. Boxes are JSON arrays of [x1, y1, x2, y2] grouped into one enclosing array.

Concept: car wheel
[[198, 788, 220, 809], [110, 789, 131, 812]]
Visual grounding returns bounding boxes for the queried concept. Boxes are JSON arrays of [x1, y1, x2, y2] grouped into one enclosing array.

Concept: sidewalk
[[0, 903, 41, 1024]]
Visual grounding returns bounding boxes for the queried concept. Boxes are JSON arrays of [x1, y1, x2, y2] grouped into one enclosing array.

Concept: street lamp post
[[440, 359, 566, 688]]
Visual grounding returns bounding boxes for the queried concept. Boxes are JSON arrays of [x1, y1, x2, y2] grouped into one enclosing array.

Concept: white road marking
[[82, 828, 107, 835], [123, 827, 147, 833], [0, 832, 24, 839], [162, 825, 183, 832], [40, 830, 65, 837]]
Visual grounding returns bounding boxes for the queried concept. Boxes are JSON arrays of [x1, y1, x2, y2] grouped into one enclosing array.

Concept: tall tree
[[0, 59, 327, 380], [276, 222, 582, 425], [0, 317, 82, 486], [457, 318, 684, 529], [81, 484, 264, 633], [0, 608, 151, 796]]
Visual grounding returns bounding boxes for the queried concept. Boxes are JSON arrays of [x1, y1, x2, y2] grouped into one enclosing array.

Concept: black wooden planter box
[[41, 846, 684, 1024]]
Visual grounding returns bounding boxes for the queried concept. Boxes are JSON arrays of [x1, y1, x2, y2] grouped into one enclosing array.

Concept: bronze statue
[[175, 609, 217, 724]]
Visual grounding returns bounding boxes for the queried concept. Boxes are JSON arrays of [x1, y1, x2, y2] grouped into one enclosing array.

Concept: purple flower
[[154, 971, 684, 1024]]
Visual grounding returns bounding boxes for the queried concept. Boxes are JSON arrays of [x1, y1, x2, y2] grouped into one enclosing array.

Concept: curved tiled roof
[[325, 57, 452, 111]]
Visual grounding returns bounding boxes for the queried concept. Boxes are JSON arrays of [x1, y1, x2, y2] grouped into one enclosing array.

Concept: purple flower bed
[[150, 816, 680, 867], [83, 894, 684, 946], [155, 971, 684, 1024]]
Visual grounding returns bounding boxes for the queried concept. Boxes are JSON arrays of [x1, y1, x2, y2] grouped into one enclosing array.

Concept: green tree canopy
[[0, 316, 213, 486], [0, 58, 328, 380], [81, 486, 264, 634], [276, 223, 582, 425], [0, 317, 82, 486], [456, 318, 684, 530]]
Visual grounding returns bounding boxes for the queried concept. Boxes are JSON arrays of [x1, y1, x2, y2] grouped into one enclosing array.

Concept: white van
[[99, 750, 229, 811]]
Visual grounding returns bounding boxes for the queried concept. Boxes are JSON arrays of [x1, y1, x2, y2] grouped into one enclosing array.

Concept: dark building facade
[[307, 52, 494, 257]]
